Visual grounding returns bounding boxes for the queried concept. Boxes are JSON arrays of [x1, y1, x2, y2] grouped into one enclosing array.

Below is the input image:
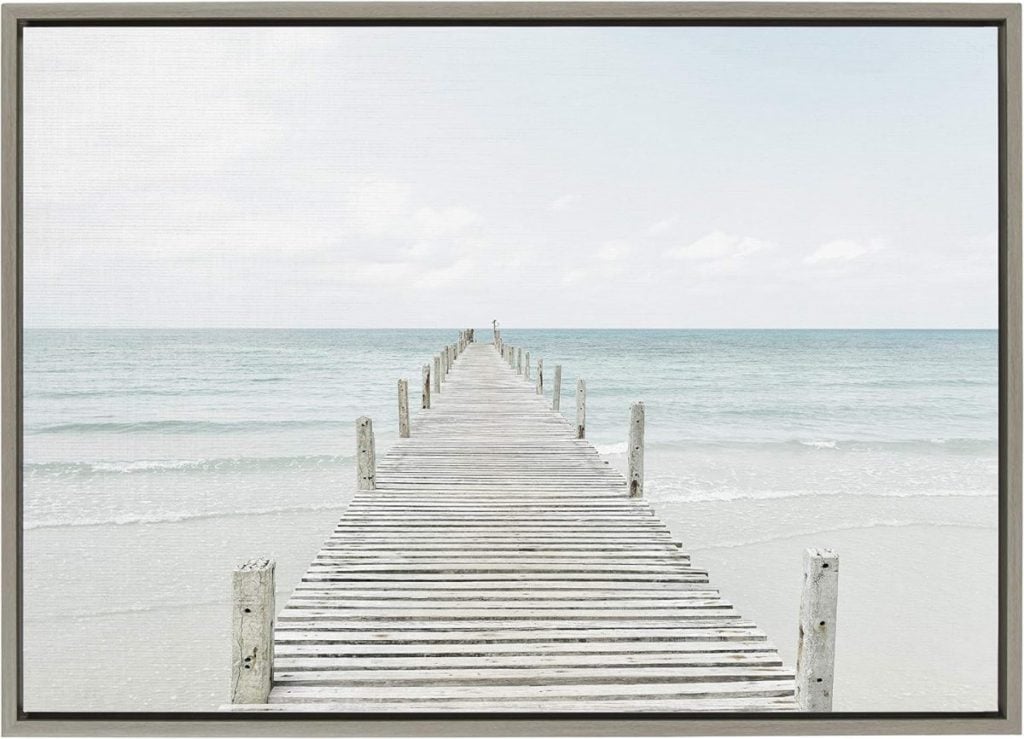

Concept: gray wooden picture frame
[[1, 2, 1020, 734]]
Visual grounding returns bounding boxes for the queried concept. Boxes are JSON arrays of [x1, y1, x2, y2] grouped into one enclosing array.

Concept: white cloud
[[596, 241, 631, 262], [665, 231, 772, 261], [342, 181, 480, 244], [561, 268, 588, 286], [804, 239, 882, 264], [550, 194, 577, 212], [646, 216, 678, 236]]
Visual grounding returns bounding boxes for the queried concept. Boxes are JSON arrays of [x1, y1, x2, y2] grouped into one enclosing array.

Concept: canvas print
[[20, 25, 998, 714]]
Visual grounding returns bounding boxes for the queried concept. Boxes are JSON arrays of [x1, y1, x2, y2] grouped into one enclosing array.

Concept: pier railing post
[[398, 379, 410, 438], [536, 359, 543, 394], [796, 548, 839, 712], [628, 401, 645, 497], [517, 348, 523, 375], [576, 379, 586, 439], [552, 365, 562, 410], [422, 364, 431, 409], [231, 558, 275, 704], [524, 351, 531, 381], [433, 355, 441, 393], [441, 347, 448, 378], [356, 416, 376, 490]]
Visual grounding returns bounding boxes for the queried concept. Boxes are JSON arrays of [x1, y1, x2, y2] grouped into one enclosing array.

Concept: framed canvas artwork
[[1, 3, 1020, 735]]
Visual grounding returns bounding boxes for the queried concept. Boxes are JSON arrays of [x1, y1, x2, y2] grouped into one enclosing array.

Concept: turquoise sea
[[21, 329, 999, 712]]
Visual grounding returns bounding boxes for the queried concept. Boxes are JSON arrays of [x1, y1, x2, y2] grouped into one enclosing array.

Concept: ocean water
[[21, 329, 999, 711]]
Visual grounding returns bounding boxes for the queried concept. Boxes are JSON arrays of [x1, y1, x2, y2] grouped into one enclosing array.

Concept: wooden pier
[[227, 329, 837, 714]]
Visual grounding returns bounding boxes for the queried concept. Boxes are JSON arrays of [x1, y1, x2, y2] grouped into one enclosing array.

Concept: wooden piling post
[[517, 348, 523, 375], [356, 416, 376, 490], [441, 348, 448, 378], [231, 558, 275, 704], [796, 548, 839, 712], [433, 356, 441, 393], [552, 365, 562, 410], [398, 379, 410, 438], [524, 351, 531, 381], [576, 379, 586, 439], [536, 359, 543, 395], [421, 364, 431, 409], [628, 401, 645, 497]]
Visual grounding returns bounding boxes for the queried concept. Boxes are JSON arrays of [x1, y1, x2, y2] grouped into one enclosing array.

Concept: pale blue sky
[[23, 25, 997, 328]]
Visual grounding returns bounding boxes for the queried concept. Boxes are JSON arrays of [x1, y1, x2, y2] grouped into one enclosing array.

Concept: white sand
[[23, 456, 998, 713]]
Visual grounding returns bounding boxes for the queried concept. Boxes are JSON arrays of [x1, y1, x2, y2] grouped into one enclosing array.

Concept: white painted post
[[796, 548, 839, 712], [398, 379, 410, 438], [517, 348, 523, 375], [536, 359, 543, 395], [231, 558, 275, 704], [524, 351, 531, 381], [576, 379, 586, 439], [356, 416, 375, 490], [552, 364, 562, 410], [628, 401, 645, 498], [421, 364, 431, 409], [433, 355, 441, 393]]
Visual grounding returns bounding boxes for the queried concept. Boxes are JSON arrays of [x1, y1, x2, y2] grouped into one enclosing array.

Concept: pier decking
[[229, 338, 803, 713]]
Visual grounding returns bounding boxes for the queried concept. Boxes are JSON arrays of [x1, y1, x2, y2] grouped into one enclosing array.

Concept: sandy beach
[[23, 477, 996, 712]]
